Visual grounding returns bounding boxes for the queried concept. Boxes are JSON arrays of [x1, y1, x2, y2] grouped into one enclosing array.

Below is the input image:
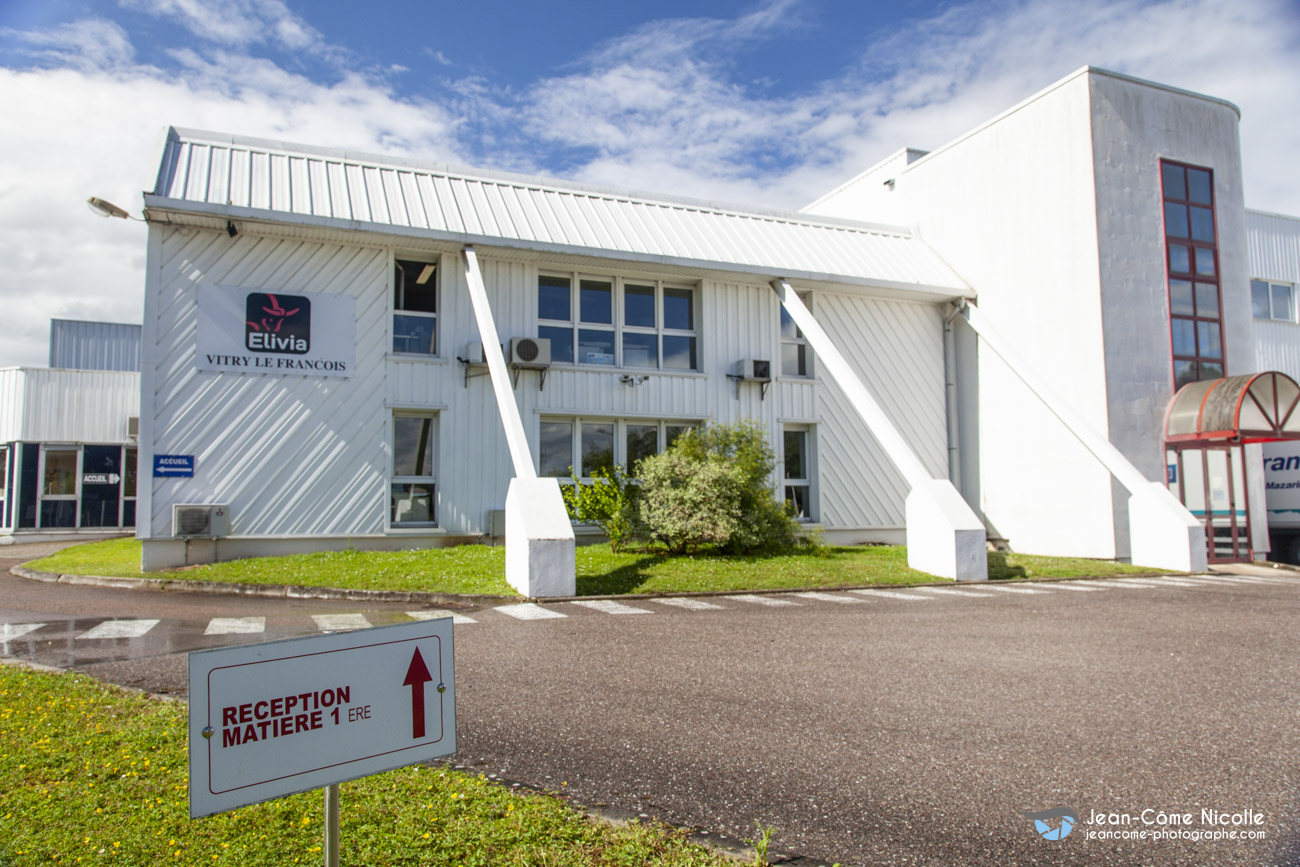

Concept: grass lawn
[[0, 663, 738, 866], [25, 538, 1163, 598]]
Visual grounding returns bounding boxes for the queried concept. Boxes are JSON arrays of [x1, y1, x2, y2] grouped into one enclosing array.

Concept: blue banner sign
[[155, 454, 196, 478]]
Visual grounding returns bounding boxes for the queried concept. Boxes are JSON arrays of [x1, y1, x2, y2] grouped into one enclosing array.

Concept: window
[[539, 418, 696, 479], [1161, 161, 1224, 391], [393, 258, 437, 355], [1252, 280, 1296, 322], [538, 273, 698, 370], [780, 295, 812, 378], [122, 448, 137, 528], [40, 447, 78, 529], [391, 413, 437, 526], [782, 427, 815, 520]]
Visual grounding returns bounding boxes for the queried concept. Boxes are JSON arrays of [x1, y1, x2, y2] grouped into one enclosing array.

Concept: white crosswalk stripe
[[1137, 578, 1199, 587], [727, 594, 800, 606], [407, 610, 478, 625], [651, 598, 724, 611], [1075, 580, 1151, 589], [570, 600, 653, 615], [981, 584, 1051, 595], [792, 591, 867, 604], [311, 613, 372, 632], [1211, 575, 1288, 584], [1048, 583, 1107, 591], [494, 603, 567, 620], [1, 622, 46, 640], [204, 617, 265, 635], [915, 586, 995, 597], [77, 619, 160, 640], [851, 589, 933, 601]]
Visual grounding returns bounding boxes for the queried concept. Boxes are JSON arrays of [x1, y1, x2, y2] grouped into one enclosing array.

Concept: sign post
[[188, 618, 456, 858]]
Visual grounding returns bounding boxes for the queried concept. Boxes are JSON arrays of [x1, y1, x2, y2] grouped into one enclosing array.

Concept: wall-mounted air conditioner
[[173, 504, 230, 539], [735, 359, 772, 382], [510, 337, 552, 368], [466, 342, 489, 365], [126, 416, 140, 439]]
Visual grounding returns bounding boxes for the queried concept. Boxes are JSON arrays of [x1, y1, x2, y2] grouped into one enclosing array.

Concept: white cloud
[[119, 0, 325, 52], [0, 17, 135, 71]]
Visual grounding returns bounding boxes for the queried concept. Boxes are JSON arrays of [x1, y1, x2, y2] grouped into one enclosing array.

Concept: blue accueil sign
[[154, 454, 196, 478]]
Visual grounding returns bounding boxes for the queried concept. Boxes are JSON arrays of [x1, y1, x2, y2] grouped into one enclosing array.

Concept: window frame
[[38, 446, 81, 529], [389, 410, 439, 529], [1161, 160, 1225, 392], [392, 256, 440, 358], [1252, 279, 1297, 323], [537, 271, 700, 371], [780, 424, 816, 522], [779, 292, 813, 379], [538, 417, 698, 481]]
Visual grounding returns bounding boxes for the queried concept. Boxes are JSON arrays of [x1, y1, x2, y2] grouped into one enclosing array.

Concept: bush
[[636, 420, 802, 554], [560, 464, 642, 552]]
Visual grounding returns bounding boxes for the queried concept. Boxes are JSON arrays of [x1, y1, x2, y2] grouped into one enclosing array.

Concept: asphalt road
[[3, 543, 1299, 866]]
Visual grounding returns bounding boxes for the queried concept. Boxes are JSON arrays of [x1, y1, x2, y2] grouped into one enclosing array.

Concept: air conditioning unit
[[735, 359, 772, 382], [173, 504, 230, 539], [510, 337, 552, 368], [126, 416, 140, 439], [466, 342, 489, 365]]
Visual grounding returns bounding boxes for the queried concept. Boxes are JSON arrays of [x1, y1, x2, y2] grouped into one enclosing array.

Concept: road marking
[[1183, 577, 1255, 586], [1136, 578, 1199, 587], [204, 617, 265, 635], [77, 619, 160, 640], [651, 598, 725, 611], [0, 622, 46, 640], [850, 589, 933, 601], [494, 603, 567, 620], [570, 600, 653, 615], [981, 584, 1052, 594], [792, 592, 867, 604], [407, 610, 478, 625], [311, 613, 372, 632], [915, 586, 995, 597], [1048, 583, 1107, 591], [1075, 580, 1151, 589], [727, 594, 800, 606], [1211, 575, 1289, 585]]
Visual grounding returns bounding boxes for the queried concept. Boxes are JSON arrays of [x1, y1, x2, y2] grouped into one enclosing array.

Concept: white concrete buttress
[[959, 302, 1206, 573], [463, 247, 575, 597], [771, 280, 988, 581]]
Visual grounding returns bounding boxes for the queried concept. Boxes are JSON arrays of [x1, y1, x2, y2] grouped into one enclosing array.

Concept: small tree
[[560, 464, 641, 552], [637, 420, 801, 554]]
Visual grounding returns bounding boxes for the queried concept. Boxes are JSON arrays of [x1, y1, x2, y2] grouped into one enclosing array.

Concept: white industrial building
[[119, 66, 1300, 594], [0, 320, 141, 542]]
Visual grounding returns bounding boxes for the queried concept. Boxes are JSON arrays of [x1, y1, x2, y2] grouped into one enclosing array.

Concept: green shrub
[[560, 464, 643, 552], [637, 420, 802, 554]]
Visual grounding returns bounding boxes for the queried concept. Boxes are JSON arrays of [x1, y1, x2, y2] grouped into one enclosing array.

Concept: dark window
[[1162, 161, 1223, 392], [393, 259, 437, 355]]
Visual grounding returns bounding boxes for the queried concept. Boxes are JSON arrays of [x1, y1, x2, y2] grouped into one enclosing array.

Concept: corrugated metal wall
[[48, 320, 142, 372], [1250, 211, 1300, 379], [145, 224, 950, 539], [0, 368, 138, 443]]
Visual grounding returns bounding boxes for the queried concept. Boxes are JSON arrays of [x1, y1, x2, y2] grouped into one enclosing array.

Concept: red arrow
[[403, 647, 433, 739]]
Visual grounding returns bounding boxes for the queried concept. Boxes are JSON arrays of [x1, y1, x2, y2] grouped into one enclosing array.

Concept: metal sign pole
[[324, 784, 339, 867]]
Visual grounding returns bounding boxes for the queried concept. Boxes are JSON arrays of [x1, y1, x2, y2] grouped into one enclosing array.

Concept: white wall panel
[[1248, 210, 1300, 284]]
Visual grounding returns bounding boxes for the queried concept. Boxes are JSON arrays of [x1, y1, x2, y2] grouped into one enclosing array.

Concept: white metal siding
[[48, 320, 142, 372], [0, 368, 138, 443], [1248, 210, 1300, 285], [150, 129, 968, 295]]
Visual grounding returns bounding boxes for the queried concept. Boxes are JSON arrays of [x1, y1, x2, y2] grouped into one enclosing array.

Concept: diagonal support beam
[[772, 279, 987, 581]]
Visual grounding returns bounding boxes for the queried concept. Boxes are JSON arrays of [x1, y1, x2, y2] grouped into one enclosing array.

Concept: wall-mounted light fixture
[[620, 374, 649, 388], [226, 220, 239, 237], [86, 197, 143, 220]]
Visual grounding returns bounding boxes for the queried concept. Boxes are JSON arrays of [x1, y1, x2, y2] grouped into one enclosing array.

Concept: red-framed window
[[1161, 160, 1224, 392]]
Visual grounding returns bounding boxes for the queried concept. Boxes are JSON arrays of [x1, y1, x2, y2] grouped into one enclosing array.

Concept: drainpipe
[[943, 300, 967, 488]]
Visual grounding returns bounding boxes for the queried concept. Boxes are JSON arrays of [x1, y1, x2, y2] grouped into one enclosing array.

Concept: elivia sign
[[196, 285, 355, 378], [188, 618, 455, 818]]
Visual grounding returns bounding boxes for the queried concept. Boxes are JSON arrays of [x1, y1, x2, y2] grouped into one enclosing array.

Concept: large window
[[538, 273, 698, 370], [40, 447, 78, 528], [391, 412, 437, 526], [1161, 161, 1224, 391], [1252, 280, 1296, 322], [393, 258, 438, 355], [779, 294, 812, 378], [539, 418, 696, 479], [782, 426, 815, 520]]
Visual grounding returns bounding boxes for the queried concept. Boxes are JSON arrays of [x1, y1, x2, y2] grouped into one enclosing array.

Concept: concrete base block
[[905, 479, 988, 581], [505, 477, 576, 598], [1129, 482, 1207, 572]]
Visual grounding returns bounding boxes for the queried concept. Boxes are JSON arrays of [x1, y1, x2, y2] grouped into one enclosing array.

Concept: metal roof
[[144, 127, 969, 296]]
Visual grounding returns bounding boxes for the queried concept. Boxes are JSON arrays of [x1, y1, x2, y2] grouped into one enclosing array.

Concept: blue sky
[[1, 0, 1299, 364]]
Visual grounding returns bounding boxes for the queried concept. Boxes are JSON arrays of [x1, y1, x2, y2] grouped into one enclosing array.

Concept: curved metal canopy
[[1165, 372, 1300, 444]]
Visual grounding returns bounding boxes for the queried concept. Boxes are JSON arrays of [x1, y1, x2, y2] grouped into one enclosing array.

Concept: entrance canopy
[[1165, 372, 1300, 445]]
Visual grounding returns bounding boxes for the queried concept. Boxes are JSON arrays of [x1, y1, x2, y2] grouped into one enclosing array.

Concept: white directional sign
[[188, 618, 455, 818]]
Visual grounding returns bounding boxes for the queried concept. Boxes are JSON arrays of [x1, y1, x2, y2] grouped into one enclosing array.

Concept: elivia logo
[[245, 292, 310, 355], [1022, 807, 1079, 841]]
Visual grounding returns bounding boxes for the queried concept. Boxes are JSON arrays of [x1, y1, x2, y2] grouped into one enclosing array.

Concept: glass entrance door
[[1166, 445, 1250, 562]]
